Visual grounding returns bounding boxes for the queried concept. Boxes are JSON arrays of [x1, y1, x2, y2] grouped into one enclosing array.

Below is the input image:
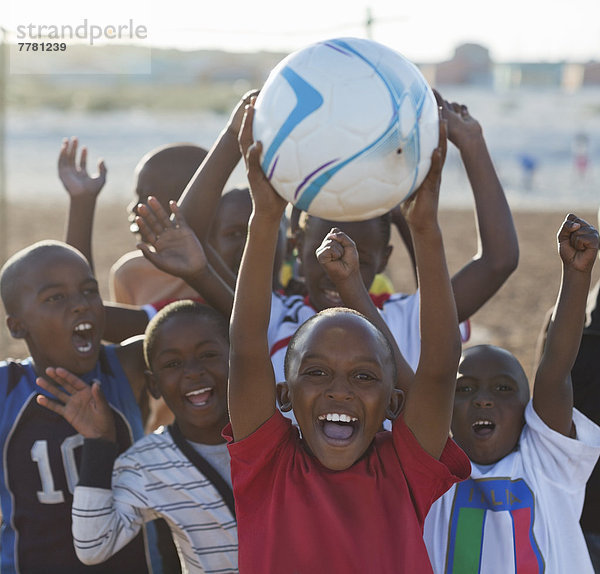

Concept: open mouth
[[322, 289, 343, 306], [318, 412, 358, 441], [72, 322, 95, 354], [185, 387, 213, 406], [472, 419, 496, 437]]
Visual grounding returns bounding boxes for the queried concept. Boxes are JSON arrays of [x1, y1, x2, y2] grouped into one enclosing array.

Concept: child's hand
[[239, 99, 288, 221], [58, 137, 107, 198], [434, 90, 482, 149], [401, 117, 447, 233], [316, 227, 360, 285], [227, 89, 260, 138], [557, 214, 599, 273], [136, 196, 208, 281], [36, 367, 116, 442]]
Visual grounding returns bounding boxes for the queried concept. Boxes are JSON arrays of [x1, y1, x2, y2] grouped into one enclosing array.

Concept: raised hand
[[239, 99, 288, 221], [316, 227, 360, 286], [227, 89, 260, 138], [557, 214, 599, 273], [36, 367, 116, 442], [58, 137, 107, 198], [400, 117, 447, 233], [433, 90, 482, 149], [136, 196, 209, 281]]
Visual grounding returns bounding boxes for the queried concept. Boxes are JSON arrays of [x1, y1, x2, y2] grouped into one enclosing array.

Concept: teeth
[[76, 341, 93, 353], [185, 387, 212, 397], [74, 323, 92, 332], [473, 420, 494, 427], [318, 413, 358, 423]]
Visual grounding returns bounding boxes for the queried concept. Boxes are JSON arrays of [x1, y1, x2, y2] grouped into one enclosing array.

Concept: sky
[[2, 0, 600, 63]]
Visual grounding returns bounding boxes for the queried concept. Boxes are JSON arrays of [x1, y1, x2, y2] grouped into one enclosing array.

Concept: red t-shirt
[[224, 411, 470, 574]]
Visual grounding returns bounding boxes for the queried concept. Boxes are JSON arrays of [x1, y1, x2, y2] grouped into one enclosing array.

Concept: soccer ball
[[253, 37, 439, 222]]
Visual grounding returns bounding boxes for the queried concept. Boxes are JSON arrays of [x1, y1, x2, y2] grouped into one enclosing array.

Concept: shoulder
[[110, 251, 148, 276]]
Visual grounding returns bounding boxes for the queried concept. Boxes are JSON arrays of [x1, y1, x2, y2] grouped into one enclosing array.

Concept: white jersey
[[424, 402, 600, 574], [73, 426, 238, 574], [268, 291, 422, 383]]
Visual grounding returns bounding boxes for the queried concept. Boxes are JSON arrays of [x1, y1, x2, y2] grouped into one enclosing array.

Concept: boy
[[223, 100, 470, 572], [424, 214, 600, 573], [36, 300, 238, 574], [0, 241, 159, 573]]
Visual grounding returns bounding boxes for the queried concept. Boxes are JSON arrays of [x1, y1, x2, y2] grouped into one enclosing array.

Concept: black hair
[[0, 240, 88, 315], [283, 306, 397, 383], [143, 300, 229, 370]]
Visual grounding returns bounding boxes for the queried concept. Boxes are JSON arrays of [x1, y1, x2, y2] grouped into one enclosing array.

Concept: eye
[[198, 350, 219, 360], [83, 286, 99, 296], [162, 359, 182, 370], [456, 383, 473, 393], [45, 293, 65, 303], [354, 372, 377, 382], [304, 367, 327, 377], [495, 383, 514, 392]]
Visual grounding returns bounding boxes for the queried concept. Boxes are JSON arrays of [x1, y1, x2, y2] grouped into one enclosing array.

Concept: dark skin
[[453, 215, 598, 465], [36, 313, 230, 446], [229, 99, 460, 466], [6, 245, 146, 403]]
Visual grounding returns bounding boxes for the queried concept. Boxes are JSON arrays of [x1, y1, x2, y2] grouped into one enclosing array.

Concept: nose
[[473, 392, 493, 408], [71, 292, 90, 313], [326, 375, 353, 401], [183, 357, 205, 378]]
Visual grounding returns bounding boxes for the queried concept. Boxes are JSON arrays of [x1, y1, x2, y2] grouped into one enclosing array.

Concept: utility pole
[[365, 7, 373, 40]]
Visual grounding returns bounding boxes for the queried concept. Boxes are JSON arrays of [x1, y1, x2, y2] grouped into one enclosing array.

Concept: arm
[[436, 93, 519, 322], [59, 137, 107, 271], [228, 101, 288, 441], [533, 214, 599, 436], [179, 90, 258, 287], [136, 196, 233, 318], [35, 368, 151, 565]]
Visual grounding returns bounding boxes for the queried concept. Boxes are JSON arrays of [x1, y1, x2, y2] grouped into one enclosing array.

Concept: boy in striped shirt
[[37, 300, 238, 573]]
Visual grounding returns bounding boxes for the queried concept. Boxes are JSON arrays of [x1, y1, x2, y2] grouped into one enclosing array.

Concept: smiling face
[[451, 345, 530, 465], [280, 310, 399, 470], [5, 245, 105, 376], [297, 216, 392, 311], [147, 313, 230, 444]]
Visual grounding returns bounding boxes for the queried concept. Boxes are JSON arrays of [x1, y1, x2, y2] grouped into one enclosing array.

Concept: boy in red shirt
[[223, 101, 470, 573]]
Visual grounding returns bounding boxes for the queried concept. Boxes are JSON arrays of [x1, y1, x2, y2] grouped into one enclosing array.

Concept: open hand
[[36, 367, 116, 442], [136, 196, 208, 281], [557, 214, 599, 273], [433, 90, 482, 149], [228, 89, 260, 138], [58, 137, 107, 198]]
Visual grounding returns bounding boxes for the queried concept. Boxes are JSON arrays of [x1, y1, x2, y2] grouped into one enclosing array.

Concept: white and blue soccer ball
[[253, 37, 440, 222]]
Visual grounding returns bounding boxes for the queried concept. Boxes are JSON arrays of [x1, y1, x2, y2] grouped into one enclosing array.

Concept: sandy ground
[[1, 198, 598, 381]]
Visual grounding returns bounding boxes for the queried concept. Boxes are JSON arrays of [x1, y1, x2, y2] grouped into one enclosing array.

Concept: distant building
[[434, 43, 494, 86]]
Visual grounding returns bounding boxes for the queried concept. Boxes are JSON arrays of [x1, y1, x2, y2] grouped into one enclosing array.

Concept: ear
[[276, 382, 293, 412], [145, 370, 161, 400], [385, 388, 404, 421], [6, 316, 27, 339], [377, 244, 394, 275]]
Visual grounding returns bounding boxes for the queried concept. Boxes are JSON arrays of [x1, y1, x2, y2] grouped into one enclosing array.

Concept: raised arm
[[228, 102, 288, 441], [399, 119, 461, 458], [436, 93, 519, 322], [533, 214, 599, 436], [136, 196, 233, 318], [179, 90, 258, 287], [60, 137, 107, 271]]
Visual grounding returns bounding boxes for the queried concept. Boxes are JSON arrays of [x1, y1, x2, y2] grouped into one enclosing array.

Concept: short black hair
[[283, 306, 397, 383], [143, 300, 229, 370], [0, 240, 87, 315]]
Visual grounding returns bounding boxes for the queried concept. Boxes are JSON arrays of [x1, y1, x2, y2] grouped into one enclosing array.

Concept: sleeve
[[72, 442, 156, 565], [391, 416, 471, 523], [521, 401, 600, 492]]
